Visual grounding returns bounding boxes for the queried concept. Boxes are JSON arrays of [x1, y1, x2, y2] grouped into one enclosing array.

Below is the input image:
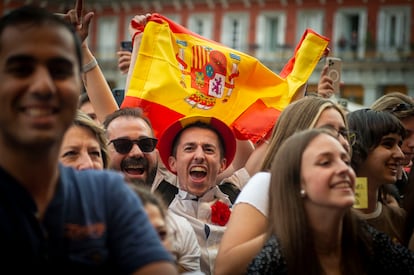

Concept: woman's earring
[[300, 189, 306, 198]]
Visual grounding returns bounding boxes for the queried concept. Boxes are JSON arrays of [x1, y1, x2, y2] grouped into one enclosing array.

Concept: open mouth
[[121, 158, 147, 176], [190, 166, 207, 179], [124, 166, 145, 175]]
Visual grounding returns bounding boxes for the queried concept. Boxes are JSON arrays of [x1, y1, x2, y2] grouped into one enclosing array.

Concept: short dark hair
[[102, 107, 155, 136], [0, 5, 83, 71], [347, 108, 406, 170], [171, 121, 226, 160]]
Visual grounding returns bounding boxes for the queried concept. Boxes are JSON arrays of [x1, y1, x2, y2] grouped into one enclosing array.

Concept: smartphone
[[326, 57, 342, 93], [111, 88, 125, 107], [120, 41, 133, 52]]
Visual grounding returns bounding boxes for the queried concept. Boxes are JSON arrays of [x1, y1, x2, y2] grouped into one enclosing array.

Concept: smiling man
[[104, 108, 159, 186], [103, 108, 179, 197], [0, 4, 177, 274]]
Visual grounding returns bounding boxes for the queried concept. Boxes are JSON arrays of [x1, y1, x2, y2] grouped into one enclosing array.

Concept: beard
[[124, 164, 157, 189]]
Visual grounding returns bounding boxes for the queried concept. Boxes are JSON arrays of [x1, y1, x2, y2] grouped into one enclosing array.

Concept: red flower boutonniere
[[211, 200, 231, 226]]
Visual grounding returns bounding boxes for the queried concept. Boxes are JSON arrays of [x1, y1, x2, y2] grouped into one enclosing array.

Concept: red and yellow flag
[[121, 14, 329, 143]]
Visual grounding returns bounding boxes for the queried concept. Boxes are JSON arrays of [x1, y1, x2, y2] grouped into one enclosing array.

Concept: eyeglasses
[[386, 103, 414, 113], [320, 125, 356, 146], [337, 129, 356, 146], [109, 137, 158, 154]]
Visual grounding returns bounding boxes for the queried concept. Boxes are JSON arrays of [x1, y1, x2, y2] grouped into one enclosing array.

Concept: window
[[123, 15, 134, 41], [255, 12, 286, 60], [377, 6, 410, 60], [383, 85, 408, 95], [333, 8, 367, 60], [221, 12, 249, 52], [97, 16, 118, 60], [342, 85, 364, 105], [296, 10, 324, 45], [188, 13, 213, 39]]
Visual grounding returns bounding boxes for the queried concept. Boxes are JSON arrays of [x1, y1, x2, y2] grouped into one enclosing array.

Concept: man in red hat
[[103, 107, 203, 273], [158, 115, 237, 275]]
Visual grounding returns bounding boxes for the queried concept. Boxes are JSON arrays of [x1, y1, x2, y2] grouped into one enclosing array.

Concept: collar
[[177, 186, 231, 205]]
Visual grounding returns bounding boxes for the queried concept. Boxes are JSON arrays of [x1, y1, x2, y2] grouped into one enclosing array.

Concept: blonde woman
[[60, 110, 109, 170]]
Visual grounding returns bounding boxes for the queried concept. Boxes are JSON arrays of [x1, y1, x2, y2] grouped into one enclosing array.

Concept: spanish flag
[[121, 14, 329, 143]]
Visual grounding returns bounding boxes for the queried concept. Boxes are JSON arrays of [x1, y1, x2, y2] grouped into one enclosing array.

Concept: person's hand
[[57, 0, 94, 43], [117, 51, 132, 74], [317, 64, 334, 98], [129, 13, 152, 49], [129, 13, 152, 38]]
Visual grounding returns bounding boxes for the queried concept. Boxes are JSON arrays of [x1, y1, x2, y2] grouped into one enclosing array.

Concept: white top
[[169, 186, 231, 275], [167, 212, 202, 272], [234, 172, 271, 217]]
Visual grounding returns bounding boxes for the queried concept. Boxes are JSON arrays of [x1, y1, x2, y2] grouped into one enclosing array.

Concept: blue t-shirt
[[0, 164, 173, 274]]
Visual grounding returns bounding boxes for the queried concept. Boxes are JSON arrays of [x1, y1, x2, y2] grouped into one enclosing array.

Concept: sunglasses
[[109, 137, 158, 154], [386, 103, 414, 113]]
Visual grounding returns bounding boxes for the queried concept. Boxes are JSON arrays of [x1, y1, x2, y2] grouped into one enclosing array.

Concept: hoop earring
[[300, 189, 306, 198]]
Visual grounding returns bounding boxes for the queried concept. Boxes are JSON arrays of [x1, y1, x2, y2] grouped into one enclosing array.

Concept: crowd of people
[[1, 0, 414, 274]]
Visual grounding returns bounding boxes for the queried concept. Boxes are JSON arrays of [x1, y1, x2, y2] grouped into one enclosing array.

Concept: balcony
[[259, 47, 414, 73]]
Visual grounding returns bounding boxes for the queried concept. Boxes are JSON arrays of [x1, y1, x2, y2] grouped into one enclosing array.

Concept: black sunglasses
[[386, 103, 414, 113], [109, 137, 158, 154]]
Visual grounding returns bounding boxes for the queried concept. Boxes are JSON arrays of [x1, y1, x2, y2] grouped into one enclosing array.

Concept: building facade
[[3, 0, 413, 107]]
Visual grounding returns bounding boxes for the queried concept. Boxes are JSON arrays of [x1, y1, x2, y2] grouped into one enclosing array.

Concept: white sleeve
[[234, 172, 270, 217], [167, 212, 202, 272], [220, 167, 251, 190]]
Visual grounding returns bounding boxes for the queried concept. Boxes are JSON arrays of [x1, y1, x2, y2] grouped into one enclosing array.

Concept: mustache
[[121, 157, 148, 167]]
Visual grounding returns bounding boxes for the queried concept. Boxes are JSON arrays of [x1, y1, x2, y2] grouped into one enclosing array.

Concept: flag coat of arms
[[122, 14, 329, 143]]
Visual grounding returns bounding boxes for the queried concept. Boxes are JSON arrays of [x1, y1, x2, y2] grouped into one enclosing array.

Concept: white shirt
[[169, 186, 231, 275], [167, 211, 202, 272]]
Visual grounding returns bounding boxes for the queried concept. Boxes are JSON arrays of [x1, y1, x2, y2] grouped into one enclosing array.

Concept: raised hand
[[56, 0, 94, 43], [117, 51, 132, 74], [129, 13, 152, 38], [317, 64, 334, 98]]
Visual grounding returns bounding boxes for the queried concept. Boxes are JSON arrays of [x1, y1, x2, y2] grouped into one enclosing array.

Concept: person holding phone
[[111, 41, 132, 106], [118, 41, 133, 74], [326, 57, 342, 93], [121, 40, 133, 52]]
